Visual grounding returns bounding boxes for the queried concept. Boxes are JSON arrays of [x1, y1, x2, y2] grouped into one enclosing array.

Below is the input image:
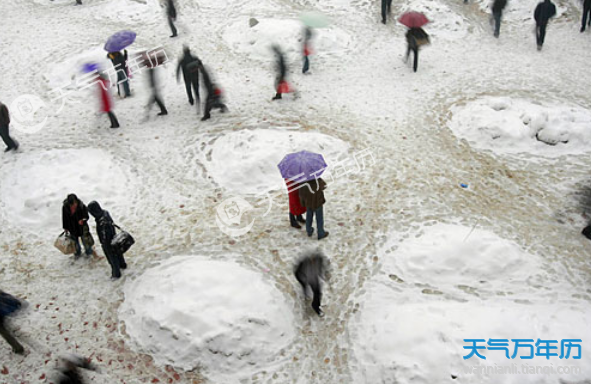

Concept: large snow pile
[[350, 224, 591, 383], [119, 257, 296, 378], [203, 129, 350, 195], [223, 18, 353, 62], [475, 0, 567, 22], [448, 97, 591, 157], [399, 0, 469, 40], [0, 148, 129, 233]]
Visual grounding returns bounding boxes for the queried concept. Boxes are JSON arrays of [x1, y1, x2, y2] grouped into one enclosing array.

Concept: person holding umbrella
[[107, 50, 131, 98], [399, 12, 430, 72]]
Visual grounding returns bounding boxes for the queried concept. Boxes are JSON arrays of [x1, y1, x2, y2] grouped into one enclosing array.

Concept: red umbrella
[[398, 12, 430, 28]]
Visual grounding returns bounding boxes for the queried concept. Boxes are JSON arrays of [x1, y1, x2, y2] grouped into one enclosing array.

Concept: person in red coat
[[286, 178, 306, 229], [97, 74, 120, 128]]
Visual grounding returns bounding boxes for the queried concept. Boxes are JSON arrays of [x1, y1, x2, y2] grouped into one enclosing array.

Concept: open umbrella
[[104, 30, 136, 52], [81, 62, 100, 74], [278, 150, 327, 182], [398, 12, 430, 28], [299, 11, 330, 28]]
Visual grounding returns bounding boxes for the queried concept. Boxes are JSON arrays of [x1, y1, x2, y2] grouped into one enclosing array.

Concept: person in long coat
[[299, 177, 329, 240], [0, 290, 24, 354], [271, 45, 290, 100], [62, 194, 93, 258], [534, 0, 557, 50], [581, 0, 591, 32], [381, 0, 393, 24], [294, 252, 329, 317], [285, 178, 306, 229], [88, 201, 127, 279], [491, 0, 508, 37], [405, 27, 429, 72], [96, 74, 119, 128], [167, 0, 178, 38], [176, 46, 201, 107]]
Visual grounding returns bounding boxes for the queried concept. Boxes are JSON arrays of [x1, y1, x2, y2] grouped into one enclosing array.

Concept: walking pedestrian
[[581, 0, 591, 32], [294, 252, 329, 317], [87, 201, 127, 280], [0, 290, 24, 354], [62, 194, 94, 259], [285, 178, 306, 229], [405, 27, 429, 72], [381, 0, 393, 24], [144, 55, 168, 117], [96, 73, 120, 128], [534, 0, 557, 50], [299, 177, 329, 240], [55, 355, 97, 384], [107, 50, 131, 98], [176, 46, 201, 107], [492, 0, 507, 37], [0, 101, 19, 152], [199, 63, 227, 121], [167, 0, 178, 38], [302, 27, 313, 74], [271, 45, 292, 100]]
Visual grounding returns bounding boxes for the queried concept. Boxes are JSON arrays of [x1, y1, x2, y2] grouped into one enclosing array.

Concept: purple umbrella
[[278, 150, 327, 182], [104, 30, 136, 52]]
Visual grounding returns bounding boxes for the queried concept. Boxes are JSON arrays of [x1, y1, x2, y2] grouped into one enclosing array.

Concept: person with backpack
[[491, 0, 508, 37], [534, 0, 557, 50], [0, 290, 24, 354], [62, 194, 94, 259], [87, 201, 127, 280], [176, 46, 201, 108]]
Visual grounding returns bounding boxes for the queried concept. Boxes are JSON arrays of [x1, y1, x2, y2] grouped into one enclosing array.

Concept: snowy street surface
[[1, 0, 591, 383]]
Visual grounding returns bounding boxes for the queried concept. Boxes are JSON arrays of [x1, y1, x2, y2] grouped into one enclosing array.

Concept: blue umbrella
[[104, 30, 136, 52], [278, 150, 327, 182], [81, 62, 100, 73]]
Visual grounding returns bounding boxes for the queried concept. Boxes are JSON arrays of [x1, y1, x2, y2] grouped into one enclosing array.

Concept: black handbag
[[111, 225, 135, 254]]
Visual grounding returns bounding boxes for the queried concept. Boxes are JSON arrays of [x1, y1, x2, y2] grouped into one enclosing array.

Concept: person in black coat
[[581, 0, 591, 32], [87, 201, 127, 279], [294, 252, 329, 317], [534, 0, 557, 50], [55, 355, 97, 384], [405, 28, 428, 72], [0, 101, 18, 152], [492, 0, 508, 37], [176, 46, 201, 107], [272, 45, 287, 100], [167, 0, 178, 38], [62, 194, 93, 258], [381, 0, 392, 24], [107, 50, 131, 98], [199, 64, 227, 121], [0, 291, 24, 354]]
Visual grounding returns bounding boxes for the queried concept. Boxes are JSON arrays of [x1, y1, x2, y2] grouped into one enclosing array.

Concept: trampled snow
[[119, 257, 296, 379], [448, 97, 591, 158]]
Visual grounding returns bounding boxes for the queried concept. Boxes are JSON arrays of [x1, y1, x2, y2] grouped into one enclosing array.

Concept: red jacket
[[285, 179, 306, 215], [97, 78, 112, 113]]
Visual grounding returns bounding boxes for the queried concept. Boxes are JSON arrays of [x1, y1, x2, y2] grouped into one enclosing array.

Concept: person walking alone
[[0, 101, 18, 152], [534, 0, 557, 50], [176, 46, 201, 108], [302, 27, 313, 74], [581, 0, 591, 32], [491, 0, 507, 37], [294, 252, 329, 317], [381, 0, 393, 24], [167, 0, 178, 38]]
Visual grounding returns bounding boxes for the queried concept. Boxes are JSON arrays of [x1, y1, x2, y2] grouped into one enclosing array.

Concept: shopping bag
[[54, 232, 76, 255]]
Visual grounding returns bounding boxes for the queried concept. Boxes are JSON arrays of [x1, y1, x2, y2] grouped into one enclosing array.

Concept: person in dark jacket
[[167, 0, 178, 38], [55, 355, 97, 384], [0, 290, 24, 354], [581, 0, 591, 31], [0, 101, 18, 152], [87, 201, 127, 279], [107, 50, 131, 98], [199, 63, 227, 121], [492, 0, 508, 37], [534, 0, 557, 50], [272, 45, 288, 100], [299, 177, 329, 240], [381, 0, 393, 24], [62, 194, 93, 258], [302, 27, 313, 74], [176, 46, 201, 107], [144, 57, 168, 117], [294, 251, 329, 317], [405, 27, 429, 73]]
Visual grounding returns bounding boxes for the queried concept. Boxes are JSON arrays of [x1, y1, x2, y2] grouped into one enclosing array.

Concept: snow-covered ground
[[2, 0, 591, 383]]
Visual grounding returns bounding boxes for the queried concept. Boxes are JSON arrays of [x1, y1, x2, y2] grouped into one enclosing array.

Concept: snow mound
[[204, 129, 350, 195], [0, 148, 129, 233], [223, 18, 353, 62], [448, 97, 591, 157], [399, 0, 469, 40], [88, 0, 162, 25], [119, 257, 295, 377], [476, 0, 567, 22], [382, 223, 541, 291]]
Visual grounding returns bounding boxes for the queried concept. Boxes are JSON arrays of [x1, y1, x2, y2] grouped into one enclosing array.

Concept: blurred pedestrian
[[271, 45, 292, 100], [199, 63, 227, 121], [176, 46, 201, 108], [87, 201, 127, 280], [302, 27, 313, 74], [0, 101, 19, 152], [167, 0, 178, 38], [144, 54, 168, 117], [294, 251, 329, 317], [107, 50, 131, 98], [96, 73, 120, 128], [534, 0, 557, 50], [55, 355, 97, 384], [62, 194, 95, 259], [581, 0, 591, 32], [0, 290, 24, 354], [491, 0, 507, 37], [299, 177, 329, 240], [285, 178, 306, 229], [381, 0, 392, 24], [405, 27, 429, 72]]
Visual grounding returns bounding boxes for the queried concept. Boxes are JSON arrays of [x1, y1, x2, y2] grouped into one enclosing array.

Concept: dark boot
[[296, 215, 305, 224], [290, 213, 301, 229], [272, 93, 282, 100], [108, 112, 120, 128]]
